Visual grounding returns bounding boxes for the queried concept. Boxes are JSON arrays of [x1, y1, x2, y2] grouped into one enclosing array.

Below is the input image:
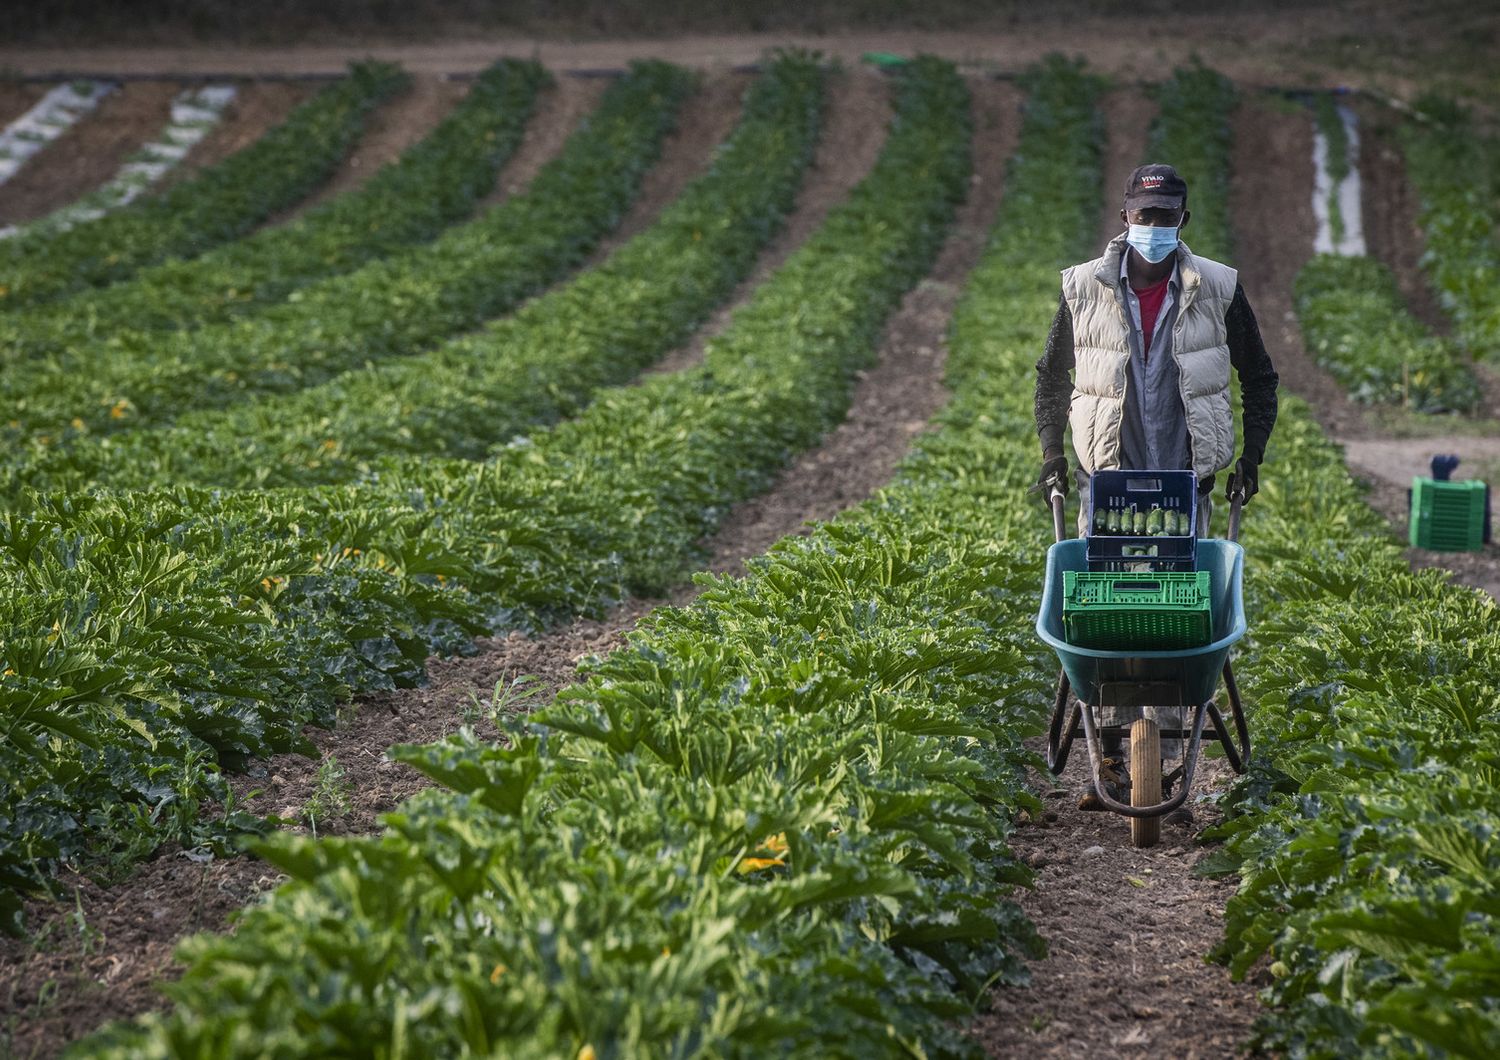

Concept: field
[[1, 5, 1499, 1057]]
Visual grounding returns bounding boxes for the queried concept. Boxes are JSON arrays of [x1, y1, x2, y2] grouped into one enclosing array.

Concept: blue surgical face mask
[[1126, 222, 1180, 264]]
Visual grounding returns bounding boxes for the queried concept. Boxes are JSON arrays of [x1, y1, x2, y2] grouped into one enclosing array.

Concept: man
[[1033, 163, 1278, 818]]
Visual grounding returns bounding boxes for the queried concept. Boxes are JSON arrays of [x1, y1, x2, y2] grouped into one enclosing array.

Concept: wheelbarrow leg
[[1206, 660, 1251, 774], [1079, 698, 1207, 821], [1046, 669, 1079, 776]]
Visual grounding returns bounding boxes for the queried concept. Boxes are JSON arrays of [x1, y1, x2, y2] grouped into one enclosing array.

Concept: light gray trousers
[[1074, 468, 1213, 757]]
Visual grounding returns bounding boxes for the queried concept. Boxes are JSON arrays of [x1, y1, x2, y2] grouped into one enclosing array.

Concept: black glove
[[1226, 457, 1259, 503], [1030, 453, 1070, 501]]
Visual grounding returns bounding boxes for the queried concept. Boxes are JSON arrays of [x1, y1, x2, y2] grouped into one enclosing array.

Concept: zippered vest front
[[1061, 235, 1237, 480]]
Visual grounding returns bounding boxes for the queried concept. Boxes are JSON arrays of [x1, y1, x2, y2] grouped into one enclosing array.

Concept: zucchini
[[1107, 509, 1122, 534], [1094, 507, 1108, 534], [1133, 508, 1147, 535], [1146, 506, 1164, 535]]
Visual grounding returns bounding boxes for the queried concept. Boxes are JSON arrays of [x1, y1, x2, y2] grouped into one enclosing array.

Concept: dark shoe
[[1077, 756, 1128, 811]]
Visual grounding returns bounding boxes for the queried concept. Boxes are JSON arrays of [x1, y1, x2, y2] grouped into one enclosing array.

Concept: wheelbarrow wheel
[[1129, 719, 1161, 848]]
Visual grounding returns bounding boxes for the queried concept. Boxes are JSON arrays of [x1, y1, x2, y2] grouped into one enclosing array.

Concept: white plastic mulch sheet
[[0, 80, 117, 186], [1312, 100, 1367, 257], [0, 83, 238, 240]]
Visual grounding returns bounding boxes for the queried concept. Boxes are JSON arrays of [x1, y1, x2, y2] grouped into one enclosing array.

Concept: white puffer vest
[[1062, 235, 1237, 481]]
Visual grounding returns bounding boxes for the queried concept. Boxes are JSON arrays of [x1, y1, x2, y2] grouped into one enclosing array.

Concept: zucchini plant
[[1295, 253, 1480, 412]]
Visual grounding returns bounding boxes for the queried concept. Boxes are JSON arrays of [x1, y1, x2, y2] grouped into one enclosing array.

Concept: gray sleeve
[[1035, 294, 1074, 459]]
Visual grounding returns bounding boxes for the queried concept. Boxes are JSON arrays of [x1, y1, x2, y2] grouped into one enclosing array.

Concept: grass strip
[[0, 63, 407, 308]]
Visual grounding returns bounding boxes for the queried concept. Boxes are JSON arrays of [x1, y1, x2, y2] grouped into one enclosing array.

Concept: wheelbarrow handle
[[1227, 487, 1245, 543], [1049, 486, 1067, 544]]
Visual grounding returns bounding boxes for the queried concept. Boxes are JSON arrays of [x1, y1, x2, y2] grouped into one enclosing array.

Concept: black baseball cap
[[1124, 163, 1188, 211]]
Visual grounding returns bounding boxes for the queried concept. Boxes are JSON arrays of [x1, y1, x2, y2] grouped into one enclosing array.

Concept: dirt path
[[970, 95, 1265, 1059], [0, 9, 1484, 101], [0, 81, 176, 226], [1095, 87, 1157, 251], [267, 75, 468, 223], [647, 69, 891, 379], [1357, 103, 1448, 332], [972, 754, 1260, 1057], [0, 72, 1015, 1060], [0, 83, 46, 129], [1231, 98, 1369, 439]]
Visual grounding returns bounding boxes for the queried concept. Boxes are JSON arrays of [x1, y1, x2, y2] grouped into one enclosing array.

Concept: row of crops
[[0, 59, 548, 359], [1294, 88, 1500, 413], [73, 51, 1058, 1057], [0, 60, 693, 476], [0, 47, 1495, 1056], [1148, 64, 1500, 1059], [0, 63, 408, 308], [0, 54, 812, 915]]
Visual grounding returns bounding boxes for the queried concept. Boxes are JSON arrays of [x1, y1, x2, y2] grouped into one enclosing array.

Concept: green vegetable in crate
[[1133, 508, 1147, 535], [1146, 506, 1164, 535], [1094, 506, 1108, 534], [1108, 508, 1122, 533]]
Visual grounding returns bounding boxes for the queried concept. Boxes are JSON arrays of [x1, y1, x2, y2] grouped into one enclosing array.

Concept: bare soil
[[1231, 98, 1369, 440], [0, 71, 1010, 1059], [0, 82, 46, 129], [0, 858, 282, 1059], [972, 755, 1262, 1058], [1356, 103, 1448, 332], [0, 81, 177, 226], [482, 76, 608, 204], [1095, 87, 1158, 253], [268, 75, 469, 222]]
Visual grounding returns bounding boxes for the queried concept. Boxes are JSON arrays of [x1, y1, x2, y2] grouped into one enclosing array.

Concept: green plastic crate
[[1410, 477, 1486, 552], [1062, 570, 1213, 650]]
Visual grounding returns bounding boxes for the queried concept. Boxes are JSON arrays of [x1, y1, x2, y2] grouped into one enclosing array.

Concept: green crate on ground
[[1409, 477, 1487, 552], [1062, 570, 1213, 650]]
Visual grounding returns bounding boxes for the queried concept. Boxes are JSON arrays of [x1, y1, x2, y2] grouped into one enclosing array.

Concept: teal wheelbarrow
[[1036, 482, 1251, 847]]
